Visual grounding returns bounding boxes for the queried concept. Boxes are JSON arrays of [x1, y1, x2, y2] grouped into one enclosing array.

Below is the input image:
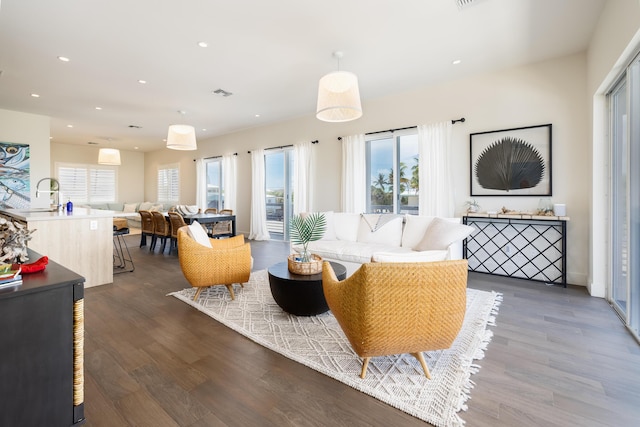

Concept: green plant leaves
[[289, 212, 326, 247]]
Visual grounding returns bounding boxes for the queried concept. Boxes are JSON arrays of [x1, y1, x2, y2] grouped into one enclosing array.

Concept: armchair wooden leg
[[411, 352, 431, 379], [360, 357, 370, 379], [193, 287, 205, 301], [225, 284, 236, 300]]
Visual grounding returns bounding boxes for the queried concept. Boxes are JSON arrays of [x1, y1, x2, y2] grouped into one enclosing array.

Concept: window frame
[[55, 162, 118, 205], [157, 163, 180, 203]]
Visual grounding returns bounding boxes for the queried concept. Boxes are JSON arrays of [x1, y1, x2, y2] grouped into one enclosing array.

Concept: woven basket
[[288, 254, 323, 275]]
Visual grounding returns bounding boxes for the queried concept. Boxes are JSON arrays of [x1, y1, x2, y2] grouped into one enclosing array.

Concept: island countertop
[[1, 207, 115, 222]]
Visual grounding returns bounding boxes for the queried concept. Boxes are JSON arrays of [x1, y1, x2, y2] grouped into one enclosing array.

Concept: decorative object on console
[[465, 198, 480, 213], [553, 203, 566, 216], [289, 212, 326, 274], [0, 217, 35, 263], [470, 124, 552, 196]]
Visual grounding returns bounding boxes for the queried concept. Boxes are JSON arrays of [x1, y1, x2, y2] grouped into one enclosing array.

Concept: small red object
[[12, 256, 49, 274]]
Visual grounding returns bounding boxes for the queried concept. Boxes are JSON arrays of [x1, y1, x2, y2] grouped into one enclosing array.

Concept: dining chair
[[138, 210, 155, 248], [168, 212, 188, 253], [211, 209, 234, 238], [150, 211, 171, 253]]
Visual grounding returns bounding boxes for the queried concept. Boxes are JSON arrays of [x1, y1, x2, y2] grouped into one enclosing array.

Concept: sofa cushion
[[333, 213, 361, 241], [401, 215, 437, 248], [306, 240, 411, 264], [187, 220, 212, 248], [150, 204, 164, 212], [357, 214, 403, 247], [139, 202, 154, 211], [371, 250, 448, 263], [414, 217, 474, 251], [123, 203, 138, 213], [319, 211, 337, 241], [108, 202, 124, 212]]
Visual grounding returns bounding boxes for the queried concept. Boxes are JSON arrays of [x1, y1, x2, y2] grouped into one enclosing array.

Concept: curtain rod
[[247, 140, 318, 154], [193, 153, 238, 162], [337, 118, 465, 140]]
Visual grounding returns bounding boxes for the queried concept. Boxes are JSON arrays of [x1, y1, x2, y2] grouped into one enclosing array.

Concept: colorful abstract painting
[[0, 142, 30, 209]]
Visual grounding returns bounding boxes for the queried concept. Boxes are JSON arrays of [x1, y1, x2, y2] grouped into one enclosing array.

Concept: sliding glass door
[[610, 54, 640, 340], [264, 148, 294, 240]]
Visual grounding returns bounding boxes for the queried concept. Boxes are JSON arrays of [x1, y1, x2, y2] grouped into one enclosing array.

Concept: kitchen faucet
[[35, 177, 61, 209]]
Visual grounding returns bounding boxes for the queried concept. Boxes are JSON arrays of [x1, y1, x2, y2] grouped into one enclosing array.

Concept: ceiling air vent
[[128, 125, 142, 129], [213, 88, 233, 97], [456, 0, 478, 8]]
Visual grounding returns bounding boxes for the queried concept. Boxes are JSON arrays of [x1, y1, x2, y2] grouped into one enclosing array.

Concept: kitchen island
[[1, 207, 114, 287]]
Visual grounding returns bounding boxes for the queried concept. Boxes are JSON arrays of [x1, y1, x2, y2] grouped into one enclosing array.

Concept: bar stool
[[113, 224, 135, 274]]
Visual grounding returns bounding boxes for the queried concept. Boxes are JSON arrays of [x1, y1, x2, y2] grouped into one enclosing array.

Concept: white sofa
[[293, 212, 474, 276], [81, 201, 173, 229]]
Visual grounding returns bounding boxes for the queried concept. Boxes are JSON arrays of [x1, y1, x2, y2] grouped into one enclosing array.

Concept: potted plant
[[465, 199, 480, 213], [288, 212, 326, 275]]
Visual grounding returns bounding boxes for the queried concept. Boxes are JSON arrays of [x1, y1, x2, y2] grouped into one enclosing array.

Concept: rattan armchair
[[322, 259, 468, 379], [177, 227, 252, 301]]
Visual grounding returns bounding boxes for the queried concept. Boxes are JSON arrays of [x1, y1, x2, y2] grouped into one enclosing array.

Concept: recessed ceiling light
[[95, 106, 102, 110], [57, 56, 70, 62], [138, 79, 147, 84], [255, 114, 260, 118], [67, 124, 73, 128], [30, 93, 40, 98], [197, 41, 208, 48], [201, 128, 207, 132], [134, 147, 139, 150], [452, 59, 462, 65]]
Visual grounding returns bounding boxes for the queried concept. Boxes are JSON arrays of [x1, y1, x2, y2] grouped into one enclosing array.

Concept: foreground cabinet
[[0, 250, 85, 426]]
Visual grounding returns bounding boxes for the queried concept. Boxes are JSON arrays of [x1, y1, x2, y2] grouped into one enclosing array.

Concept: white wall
[[0, 108, 51, 208], [145, 53, 591, 286], [50, 143, 145, 204]]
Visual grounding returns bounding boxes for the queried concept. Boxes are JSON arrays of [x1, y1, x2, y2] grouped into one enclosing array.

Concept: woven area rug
[[169, 270, 501, 427]]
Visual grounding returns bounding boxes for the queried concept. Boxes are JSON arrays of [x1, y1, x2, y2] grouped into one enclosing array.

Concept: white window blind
[[158, 163, 179, 202], [56, 163, 117, 204]]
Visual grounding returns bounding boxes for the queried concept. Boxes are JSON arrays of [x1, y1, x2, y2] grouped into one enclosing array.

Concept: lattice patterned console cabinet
[[463, 214, 569, 287]]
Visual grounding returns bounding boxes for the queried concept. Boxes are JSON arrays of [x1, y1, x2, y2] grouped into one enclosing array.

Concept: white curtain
[[249, 149, 271, 240], [222, 153, 237, 212], [195, 158, 206, 211], [418, 121, 454, 217], [293, 141, 313, 214], [341, 134, 366, 213]]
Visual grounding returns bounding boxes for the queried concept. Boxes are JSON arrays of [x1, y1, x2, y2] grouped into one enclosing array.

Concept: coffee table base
[[268, 261, 346, 316]]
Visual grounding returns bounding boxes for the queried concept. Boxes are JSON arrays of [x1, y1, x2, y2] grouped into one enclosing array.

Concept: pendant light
[[167, 110, 197, 150], [316, 51, 362, 122], [98, 148, 121, 165]]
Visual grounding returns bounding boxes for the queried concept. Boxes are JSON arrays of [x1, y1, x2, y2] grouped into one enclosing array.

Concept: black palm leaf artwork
[[475, 137, 544, 191]]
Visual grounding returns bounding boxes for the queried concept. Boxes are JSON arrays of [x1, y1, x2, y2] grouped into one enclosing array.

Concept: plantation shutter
[[158, 163, 180, 202]]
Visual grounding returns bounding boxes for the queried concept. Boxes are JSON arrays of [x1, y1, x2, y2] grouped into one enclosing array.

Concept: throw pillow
[[357, 215, 403, 246], [371, 250, 448, 263], [150, 204, 163, 212], [123, 203, 137, 213], [414, 217, 474, 251], [139, 202, 154, 211], [401, 215, 434, 248], [319, 211, 337, 240], [333, 213, 362, 241], [187, 220, 212, 248]]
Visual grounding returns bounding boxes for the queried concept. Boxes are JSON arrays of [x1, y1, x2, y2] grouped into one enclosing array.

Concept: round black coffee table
[[268, 261, 347, 316]]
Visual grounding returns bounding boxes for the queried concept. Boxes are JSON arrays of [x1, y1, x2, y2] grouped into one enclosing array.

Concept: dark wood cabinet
[[0, 250, 85, 426]]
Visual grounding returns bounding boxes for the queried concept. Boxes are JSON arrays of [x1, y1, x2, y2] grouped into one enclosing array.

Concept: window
[[56, 163, 117, 204], [366, 130, 419, 214], [158, 163, 179, 203], [205, 158, 223, 210]]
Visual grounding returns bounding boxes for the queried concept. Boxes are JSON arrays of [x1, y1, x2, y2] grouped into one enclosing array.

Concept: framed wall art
[[0, 141, 30, 209], [470, 124, 552, 196]]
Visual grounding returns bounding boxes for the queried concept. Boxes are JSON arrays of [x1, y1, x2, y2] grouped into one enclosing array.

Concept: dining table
[[180, 212, 236, 237]]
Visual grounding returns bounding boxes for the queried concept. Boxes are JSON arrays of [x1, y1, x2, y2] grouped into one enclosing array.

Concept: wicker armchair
[[322, 259, 468, 379], [177, 227, 252, 301]]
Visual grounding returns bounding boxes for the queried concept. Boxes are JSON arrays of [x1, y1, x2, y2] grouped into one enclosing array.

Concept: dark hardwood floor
[[83, 236, 640, 426]]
